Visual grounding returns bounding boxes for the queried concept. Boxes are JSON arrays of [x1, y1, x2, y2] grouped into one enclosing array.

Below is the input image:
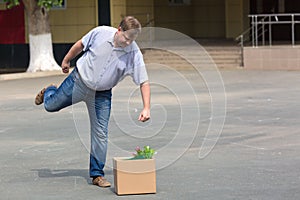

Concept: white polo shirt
[[76, 26, 148, 91]]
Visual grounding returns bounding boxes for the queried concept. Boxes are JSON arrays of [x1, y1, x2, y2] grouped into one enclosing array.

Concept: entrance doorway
[[250, 0, 300, 42]]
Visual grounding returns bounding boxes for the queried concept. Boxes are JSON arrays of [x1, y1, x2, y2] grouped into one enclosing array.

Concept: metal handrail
[[235, 16, 268, 66], [236, 16, 268, 46], [236, 13, 300, 66], [239, 13, 300, 47]]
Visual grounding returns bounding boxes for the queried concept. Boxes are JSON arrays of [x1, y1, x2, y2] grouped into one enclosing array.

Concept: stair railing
[[236, 13, 300, 66]]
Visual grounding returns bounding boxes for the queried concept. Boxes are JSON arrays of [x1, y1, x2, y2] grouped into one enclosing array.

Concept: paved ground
[[0, 68, 300, 200]]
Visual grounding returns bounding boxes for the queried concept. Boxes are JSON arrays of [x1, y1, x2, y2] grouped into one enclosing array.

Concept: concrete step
[[204, 46, 242, 68], [142, 44, 242, 69]]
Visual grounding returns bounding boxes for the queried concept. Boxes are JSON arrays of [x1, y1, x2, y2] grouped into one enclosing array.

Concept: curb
[[0, 70, 68, 81]]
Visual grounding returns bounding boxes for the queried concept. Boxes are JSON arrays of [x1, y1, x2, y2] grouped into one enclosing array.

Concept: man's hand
[[62, 65, 70, 74], [61, 39, 84, 74], [138, 108, 150, 122], [61, 59, 70, 74]]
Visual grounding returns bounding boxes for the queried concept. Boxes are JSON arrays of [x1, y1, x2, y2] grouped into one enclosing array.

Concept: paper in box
[[113, 157, 156, 195]]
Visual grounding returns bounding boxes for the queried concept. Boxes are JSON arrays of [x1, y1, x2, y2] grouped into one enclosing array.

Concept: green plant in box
[[132, 146, 156, 159]]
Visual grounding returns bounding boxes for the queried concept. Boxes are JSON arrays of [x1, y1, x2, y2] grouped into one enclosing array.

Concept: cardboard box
[[113, 157, 156, 195]]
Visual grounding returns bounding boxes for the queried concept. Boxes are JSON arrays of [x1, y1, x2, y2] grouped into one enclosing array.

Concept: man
[[35, 16, 150, 188]]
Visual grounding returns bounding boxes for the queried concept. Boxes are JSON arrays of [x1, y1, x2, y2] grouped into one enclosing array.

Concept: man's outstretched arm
[[138, 81, 151, 122]]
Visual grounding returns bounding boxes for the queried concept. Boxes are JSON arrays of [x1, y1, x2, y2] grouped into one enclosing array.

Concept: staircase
[[204, 46, 242, 68], [142, 39, 242, 70]]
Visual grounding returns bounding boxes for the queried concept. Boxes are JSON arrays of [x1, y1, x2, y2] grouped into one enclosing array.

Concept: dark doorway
[[250, 0, 300, 43], [98, 0, 111, 26]]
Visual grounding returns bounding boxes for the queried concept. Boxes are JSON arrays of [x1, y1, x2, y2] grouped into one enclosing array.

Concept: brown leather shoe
[[35, 84, 57, 105], [92, 176, 111, 187], [35, 88, 46, 105]]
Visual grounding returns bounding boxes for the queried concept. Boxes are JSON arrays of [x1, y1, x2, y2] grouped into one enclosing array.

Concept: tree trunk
[[23, 0, 60, 72]]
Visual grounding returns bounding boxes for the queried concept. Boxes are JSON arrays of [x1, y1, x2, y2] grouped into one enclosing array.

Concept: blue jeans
[[43, 68, 112, 178]]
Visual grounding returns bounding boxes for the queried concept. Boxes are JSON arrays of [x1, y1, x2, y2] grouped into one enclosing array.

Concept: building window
[[278, 0, 285, 13], [0, 0, 66, 9], [169, 0, 191, 6], [0, 0, 5, 10], [52, 0, 66, 10]]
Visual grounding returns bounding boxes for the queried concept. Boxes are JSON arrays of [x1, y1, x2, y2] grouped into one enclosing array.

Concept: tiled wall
[[49, 0, 97, 43], [23, 0, 249, 43], [110, 0, 247, 39], [110, 0, 154, 28], [244, 46, 300, 70]]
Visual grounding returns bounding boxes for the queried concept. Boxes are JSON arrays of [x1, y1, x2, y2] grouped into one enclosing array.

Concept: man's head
[[119, 16, 142, 33], [114, 16, 142, 48]]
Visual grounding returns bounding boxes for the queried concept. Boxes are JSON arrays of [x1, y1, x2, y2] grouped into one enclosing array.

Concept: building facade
[[49, 0, 250, 42], [0, 0, 299, 70]]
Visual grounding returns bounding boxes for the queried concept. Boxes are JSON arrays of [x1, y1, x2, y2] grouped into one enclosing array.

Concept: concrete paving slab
[[0, 68, 300, 200]]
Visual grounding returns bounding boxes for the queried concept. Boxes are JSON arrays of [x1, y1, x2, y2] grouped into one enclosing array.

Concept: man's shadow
[[31, 168, 91, 184], [31, 168, 115, 193], [31, 168, 157, 195]]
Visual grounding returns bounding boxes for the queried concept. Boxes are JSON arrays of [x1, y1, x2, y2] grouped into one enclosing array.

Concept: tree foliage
[[4, 0, 62, 10]]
